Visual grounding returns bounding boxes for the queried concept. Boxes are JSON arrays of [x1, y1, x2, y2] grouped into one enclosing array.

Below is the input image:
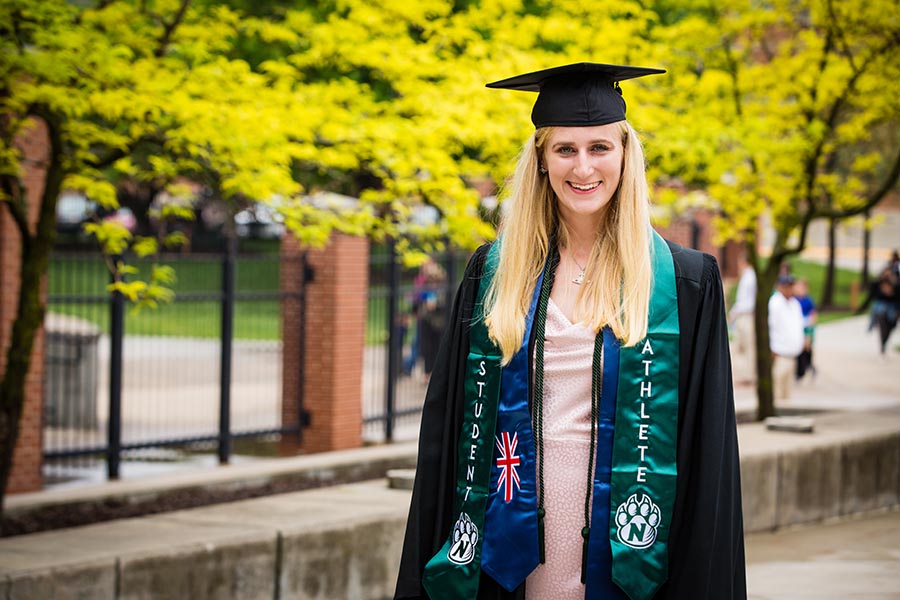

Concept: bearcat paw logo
[[615, 493, 661, 549], [447, 512, 478, 565]]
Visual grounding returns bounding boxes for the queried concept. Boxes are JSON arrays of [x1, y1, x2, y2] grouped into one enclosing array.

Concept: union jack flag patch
[[495, 431, 522, 502]]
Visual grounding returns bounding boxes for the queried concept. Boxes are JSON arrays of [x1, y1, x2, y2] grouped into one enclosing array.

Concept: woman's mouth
[[568, 181, 600, 192]]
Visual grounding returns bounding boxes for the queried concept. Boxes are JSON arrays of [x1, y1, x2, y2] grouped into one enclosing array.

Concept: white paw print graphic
[[615, 493, 661, 549], [447, 512, 478, 565]]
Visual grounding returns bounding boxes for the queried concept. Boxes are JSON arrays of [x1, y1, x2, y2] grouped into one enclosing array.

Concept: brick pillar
[[656, 208, 723, 258], [280, 233, 368, 454], [0, 119, 48, 494], [280, 237, 305, 454]]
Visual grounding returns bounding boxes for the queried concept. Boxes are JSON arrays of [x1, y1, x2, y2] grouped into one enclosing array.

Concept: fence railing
[[43, 243, 306, 483], [44, 236, 467, 483], [362, 242, 466, 443]]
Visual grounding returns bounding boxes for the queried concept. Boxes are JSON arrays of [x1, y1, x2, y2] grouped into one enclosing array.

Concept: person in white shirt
[[729, 256, 756, 384], [768, 274, 805, 401]]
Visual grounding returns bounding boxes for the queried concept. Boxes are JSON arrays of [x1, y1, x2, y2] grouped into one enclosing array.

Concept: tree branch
[[154, 0, 191, 58], [802, 43, 888, 211], [816, 144, 900, 221], [88, 147, 129, 170], [826, 0, 859, 72]]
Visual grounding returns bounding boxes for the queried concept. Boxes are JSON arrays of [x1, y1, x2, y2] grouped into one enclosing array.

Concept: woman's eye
[[557, 146, 575, 154], [591, 144, 610, 152]]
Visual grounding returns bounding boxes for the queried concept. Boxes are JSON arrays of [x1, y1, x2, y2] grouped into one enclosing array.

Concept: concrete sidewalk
[[731, 314, 900, 418], [2, 316, 898, 598], [746, 508, 900, 600], [2, 406, 899, 599]]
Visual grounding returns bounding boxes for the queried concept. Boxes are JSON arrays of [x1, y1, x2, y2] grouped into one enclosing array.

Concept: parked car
[[234, 204, 285, 239]]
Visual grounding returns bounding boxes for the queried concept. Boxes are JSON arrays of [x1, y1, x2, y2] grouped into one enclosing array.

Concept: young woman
[[396, 63, 746, 600]]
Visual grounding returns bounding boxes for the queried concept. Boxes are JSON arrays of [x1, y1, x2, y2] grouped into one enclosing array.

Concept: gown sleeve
[[395, 245, 490, 600], [663, 247, 747, 599]]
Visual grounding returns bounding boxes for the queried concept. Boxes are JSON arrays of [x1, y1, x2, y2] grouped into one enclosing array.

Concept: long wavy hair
[[484, 120, 653, 364]]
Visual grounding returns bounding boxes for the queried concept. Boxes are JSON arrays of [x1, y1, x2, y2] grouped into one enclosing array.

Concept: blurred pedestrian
[[729, 254, 756, 384], [403, 262, 430, 376], [416, 260, 447, 382], [858, 267, 899, 357], [768, 274, 805, 401], [794, 278, 817, 381]]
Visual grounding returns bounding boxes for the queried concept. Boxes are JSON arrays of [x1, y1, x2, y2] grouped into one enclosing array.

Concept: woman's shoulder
[[664, 239, 721, 287], [462, 241, 493, 277]]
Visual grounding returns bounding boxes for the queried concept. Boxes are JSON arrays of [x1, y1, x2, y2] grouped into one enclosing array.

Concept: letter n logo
[[628, 523, 647, 543]]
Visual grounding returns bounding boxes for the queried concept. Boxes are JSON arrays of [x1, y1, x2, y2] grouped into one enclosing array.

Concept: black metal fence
[[44, 236, 468, 482], [43, 243, 305, 484], [363, 243, 468, 442]]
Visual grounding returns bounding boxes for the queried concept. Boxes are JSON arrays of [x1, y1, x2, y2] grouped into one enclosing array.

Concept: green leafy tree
[[0, 0, 379, 517], [0, 0, 668, 515], [648, 0, 900, 419]]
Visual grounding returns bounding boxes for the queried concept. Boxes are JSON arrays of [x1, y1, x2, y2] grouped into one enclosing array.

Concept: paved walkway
[[731, 313, 899, 417], [746, 508, 900, 599], [7, 311, 899, 597], [738, 313, 900, 598]]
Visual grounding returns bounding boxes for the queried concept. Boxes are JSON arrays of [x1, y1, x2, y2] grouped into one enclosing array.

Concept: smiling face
[[542, 124, 624, 230]]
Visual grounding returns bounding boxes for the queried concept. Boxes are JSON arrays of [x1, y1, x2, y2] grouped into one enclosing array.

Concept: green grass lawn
[[57, 251, 865, 343], [790, 259, 862, 312], [725, 259, 864, 323], [49, 254, 285, 340], [49, 253, 399, 343]]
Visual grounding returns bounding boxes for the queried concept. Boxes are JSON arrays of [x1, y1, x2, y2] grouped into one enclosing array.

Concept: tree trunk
[[0, 117, 62, 521], [820, 216, 837, 309], [753, 267, 777, 420], [861, 208, 871, 289], [0, 238, 49, 519]]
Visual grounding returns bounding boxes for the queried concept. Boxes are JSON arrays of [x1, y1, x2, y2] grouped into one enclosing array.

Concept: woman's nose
[[572, 151, 593, 178]]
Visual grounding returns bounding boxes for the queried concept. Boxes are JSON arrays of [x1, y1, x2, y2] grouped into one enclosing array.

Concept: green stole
[[422, 243, 503, 600], [423, 232, 679, 599], [609, 231, 679, 599]]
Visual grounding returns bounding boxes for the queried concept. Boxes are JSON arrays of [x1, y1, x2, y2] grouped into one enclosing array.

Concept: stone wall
[[2, 410, 899, 599]]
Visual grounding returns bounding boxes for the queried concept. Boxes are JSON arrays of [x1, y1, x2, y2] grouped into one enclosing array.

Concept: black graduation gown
[[395, 240, 747, 600]]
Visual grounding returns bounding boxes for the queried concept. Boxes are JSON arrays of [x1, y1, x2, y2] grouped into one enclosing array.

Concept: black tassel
[[538, 507, 546, 564], [581, 526, 591, 584]]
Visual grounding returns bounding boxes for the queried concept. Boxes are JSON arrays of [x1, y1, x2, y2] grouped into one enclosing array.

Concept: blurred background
[[0, 0, 898, 596]]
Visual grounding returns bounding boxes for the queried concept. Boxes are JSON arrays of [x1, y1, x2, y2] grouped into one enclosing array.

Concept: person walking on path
[[416, 260, 447, 382], [397, 62, 745, 600], [729, 255, 757, 385], [794, 278, 817, 381], [858, 266, 899, 358], [768, 274, 805, 401]]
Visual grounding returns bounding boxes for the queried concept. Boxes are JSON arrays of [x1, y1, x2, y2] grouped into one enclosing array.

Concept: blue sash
[[585, 327, 628, 599], [481, 265, 545, 591]]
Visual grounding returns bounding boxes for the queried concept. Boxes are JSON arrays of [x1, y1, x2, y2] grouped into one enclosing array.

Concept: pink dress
[[526, 298, 595, 600]]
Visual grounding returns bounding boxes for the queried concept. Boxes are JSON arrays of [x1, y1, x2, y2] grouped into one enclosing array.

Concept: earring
[[539, 165, 547, 174]]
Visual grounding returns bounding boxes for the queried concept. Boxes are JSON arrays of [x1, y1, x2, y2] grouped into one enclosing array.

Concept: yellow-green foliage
[[648, 0, 900, 265], [3, 0, 897, 265]]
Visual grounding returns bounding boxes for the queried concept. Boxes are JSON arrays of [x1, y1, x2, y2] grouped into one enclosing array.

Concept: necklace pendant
[[573, 270, 585, 285]]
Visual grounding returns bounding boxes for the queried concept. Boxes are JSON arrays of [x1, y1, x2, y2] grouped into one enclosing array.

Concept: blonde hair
[[484, 120, 652, 364]]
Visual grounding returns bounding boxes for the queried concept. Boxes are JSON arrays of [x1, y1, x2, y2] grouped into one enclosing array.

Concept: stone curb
[[2, 410, 899, 599], [3, 442, 419, 536]]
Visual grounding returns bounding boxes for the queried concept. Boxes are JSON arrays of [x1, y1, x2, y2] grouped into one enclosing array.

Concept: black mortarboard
[[486, 62, 665, 128]]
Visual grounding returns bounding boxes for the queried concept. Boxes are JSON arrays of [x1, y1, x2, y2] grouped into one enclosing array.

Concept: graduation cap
[[486, 62, 665, 128]]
